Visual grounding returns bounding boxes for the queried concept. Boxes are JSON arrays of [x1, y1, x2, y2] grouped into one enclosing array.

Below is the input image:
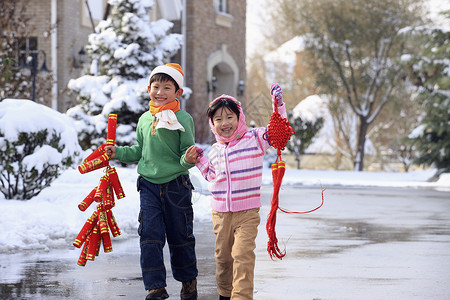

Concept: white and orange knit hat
[[149, 63, 184, 89]]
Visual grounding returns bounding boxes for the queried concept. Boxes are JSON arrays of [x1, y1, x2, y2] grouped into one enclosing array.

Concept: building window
[[156, 0, 182, 21], [216, 0, 227, 13], [214, 0, 233, 28], [21, 37, 38, 52], [17, 37, 38, 66], [81, 0, 108, 28]]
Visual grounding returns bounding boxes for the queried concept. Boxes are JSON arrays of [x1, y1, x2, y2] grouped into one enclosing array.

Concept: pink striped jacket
[[196, 105, 287, 212]]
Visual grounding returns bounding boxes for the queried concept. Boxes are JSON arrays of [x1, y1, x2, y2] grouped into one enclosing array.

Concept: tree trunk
[[354, 117, 369, 171]]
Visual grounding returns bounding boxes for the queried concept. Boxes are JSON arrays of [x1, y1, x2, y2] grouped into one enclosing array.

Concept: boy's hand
[[105, 145, 116, 159], [271, 83, 284, 106], [185, 145, 201, 164]]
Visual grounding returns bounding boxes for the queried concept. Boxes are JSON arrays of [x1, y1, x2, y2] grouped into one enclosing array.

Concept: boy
[[106, 63, 198, 300]]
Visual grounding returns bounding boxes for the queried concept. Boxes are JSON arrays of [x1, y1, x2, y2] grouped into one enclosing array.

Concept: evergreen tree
[[405, 21, 450, 175], [67, 0, 183, 149], [287, 112, 323, 169]]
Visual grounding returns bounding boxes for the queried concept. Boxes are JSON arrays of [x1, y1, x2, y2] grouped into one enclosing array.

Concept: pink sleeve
[[195, 155, 216, 182], [277, 103, 287, 119]]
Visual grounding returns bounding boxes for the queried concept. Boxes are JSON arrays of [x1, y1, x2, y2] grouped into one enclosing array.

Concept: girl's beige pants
[[212, 208, 260, 300]]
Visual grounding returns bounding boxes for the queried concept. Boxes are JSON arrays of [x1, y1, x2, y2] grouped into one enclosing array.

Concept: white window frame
[[217, 0, 227, 13], [214, 0, 233, 28], [214, 0, 229, 14]]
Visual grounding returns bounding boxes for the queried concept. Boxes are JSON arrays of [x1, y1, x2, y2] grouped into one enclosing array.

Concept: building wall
[[16, 0, 53, 107], [15, 0, 92, 112], [21, 0, 52, 55], [185, 0, 246, 142], [13, 0, 247, 143], [56, 0, 93, 112]]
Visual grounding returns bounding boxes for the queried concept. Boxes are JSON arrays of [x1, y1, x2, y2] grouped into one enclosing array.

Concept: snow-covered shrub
[[0, 99, 81, 200]]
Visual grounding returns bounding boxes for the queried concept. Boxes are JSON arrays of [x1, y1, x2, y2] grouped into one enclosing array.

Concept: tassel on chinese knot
[[264, 84, 325, 261], [73, 113, 126, 266]]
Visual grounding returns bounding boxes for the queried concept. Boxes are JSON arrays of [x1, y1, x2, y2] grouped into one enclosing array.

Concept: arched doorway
[[206, 44, 239, 101]]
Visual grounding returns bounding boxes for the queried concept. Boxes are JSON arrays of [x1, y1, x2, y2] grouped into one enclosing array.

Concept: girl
[[185, 84, 286, 300]]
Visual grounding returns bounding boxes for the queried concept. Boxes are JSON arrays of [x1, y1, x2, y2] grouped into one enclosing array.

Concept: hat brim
[[149, 65, 184, 88]]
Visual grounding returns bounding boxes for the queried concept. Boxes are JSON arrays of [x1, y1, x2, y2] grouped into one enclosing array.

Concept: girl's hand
[[105, 145, 116, 159], [185, 145, 201, 164], [271, 83, 284, 106]]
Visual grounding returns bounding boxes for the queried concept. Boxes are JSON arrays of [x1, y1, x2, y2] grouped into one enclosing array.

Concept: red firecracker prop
[[264, 86, 326, 261], [73, 113, 125, 266]]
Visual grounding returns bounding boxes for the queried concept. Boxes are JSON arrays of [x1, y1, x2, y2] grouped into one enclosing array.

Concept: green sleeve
[[179, 112, 196, 169], [115, 117, 143, 163]]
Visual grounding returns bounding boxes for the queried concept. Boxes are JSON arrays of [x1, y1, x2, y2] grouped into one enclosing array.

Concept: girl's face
[[148, 80, 183, 106], [212, 107, 238, 138]]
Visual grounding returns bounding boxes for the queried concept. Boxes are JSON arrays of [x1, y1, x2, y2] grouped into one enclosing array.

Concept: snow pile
[[0, 99, 81, 159]]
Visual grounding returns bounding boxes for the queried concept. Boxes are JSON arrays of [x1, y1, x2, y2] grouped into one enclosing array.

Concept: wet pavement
[[1, 185, 449, 299], [0, 221, 217, 300], [253, 185, 450, 299]]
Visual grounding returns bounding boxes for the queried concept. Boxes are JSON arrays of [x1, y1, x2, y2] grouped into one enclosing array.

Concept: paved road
[[0, 220, 217, 300], [0, 185, 449, 299]]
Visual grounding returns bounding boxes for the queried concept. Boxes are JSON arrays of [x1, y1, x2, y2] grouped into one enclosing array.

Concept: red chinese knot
[[263, 92, 324, 261]]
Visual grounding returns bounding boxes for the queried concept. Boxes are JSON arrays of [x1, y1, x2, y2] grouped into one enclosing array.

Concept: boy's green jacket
[[115, 110, 195, 184]]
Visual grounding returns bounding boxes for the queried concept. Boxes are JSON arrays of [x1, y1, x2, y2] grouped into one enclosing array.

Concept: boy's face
[[212, 107, 238, 138], [148, 80, 183, 106]]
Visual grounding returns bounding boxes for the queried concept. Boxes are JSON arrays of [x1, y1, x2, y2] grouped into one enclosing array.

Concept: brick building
[[13, 0, 246, 143], [182, 0, 247, 142]]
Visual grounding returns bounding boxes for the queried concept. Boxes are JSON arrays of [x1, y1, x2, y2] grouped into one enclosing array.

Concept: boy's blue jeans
[[137, 175, 198, 290]]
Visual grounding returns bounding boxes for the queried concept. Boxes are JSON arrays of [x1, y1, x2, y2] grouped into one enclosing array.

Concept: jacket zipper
[[224, 144, 232, 211]]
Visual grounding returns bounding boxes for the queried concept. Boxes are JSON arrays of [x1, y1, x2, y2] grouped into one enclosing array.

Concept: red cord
[[278, 184, 326, 214]]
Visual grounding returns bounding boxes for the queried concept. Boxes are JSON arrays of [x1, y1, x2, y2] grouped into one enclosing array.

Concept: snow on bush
[[0, 99, 82, 200]]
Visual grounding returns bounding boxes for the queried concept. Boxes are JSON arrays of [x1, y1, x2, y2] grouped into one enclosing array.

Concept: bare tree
[[270, 0, 426, 170]]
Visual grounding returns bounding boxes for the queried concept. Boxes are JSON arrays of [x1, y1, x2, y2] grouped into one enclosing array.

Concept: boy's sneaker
[[180, 279, 197, 300], [145, 287, 169, 300]]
